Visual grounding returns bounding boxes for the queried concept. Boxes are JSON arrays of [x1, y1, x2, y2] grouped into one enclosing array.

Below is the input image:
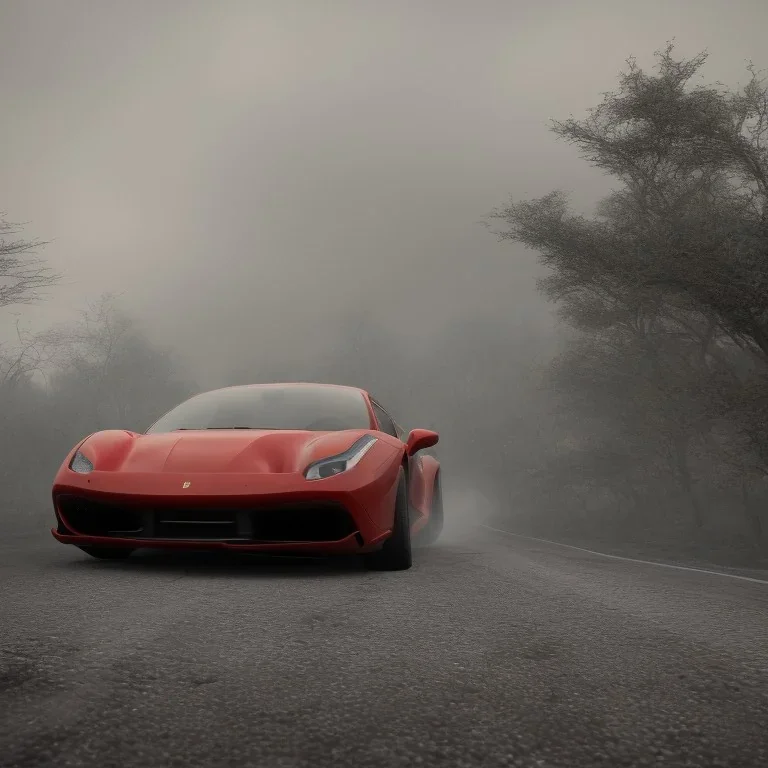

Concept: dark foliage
[[490, 45, 768, 560]]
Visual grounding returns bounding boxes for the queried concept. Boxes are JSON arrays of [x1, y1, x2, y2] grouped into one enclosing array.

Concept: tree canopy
[[491, 45, 768, 543]]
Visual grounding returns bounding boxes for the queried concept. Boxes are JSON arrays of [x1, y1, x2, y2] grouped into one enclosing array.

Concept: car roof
[[201, 382, 370, 397]]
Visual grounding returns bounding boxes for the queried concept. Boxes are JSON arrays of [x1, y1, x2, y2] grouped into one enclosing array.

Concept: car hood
[[75, 429, 378, 474]]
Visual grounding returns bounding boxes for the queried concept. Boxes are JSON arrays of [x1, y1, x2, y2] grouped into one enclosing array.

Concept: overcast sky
[[2, 0, 768, 384]]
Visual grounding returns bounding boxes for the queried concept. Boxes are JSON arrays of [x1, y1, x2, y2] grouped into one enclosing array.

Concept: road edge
[[480, 524, 768, 585]]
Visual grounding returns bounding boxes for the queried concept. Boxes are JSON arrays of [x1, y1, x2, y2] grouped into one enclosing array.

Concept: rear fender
[[409, 454, 440, 516]]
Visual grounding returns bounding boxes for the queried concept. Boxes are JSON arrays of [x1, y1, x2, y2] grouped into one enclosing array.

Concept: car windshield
[[146, 385, 372, 433]]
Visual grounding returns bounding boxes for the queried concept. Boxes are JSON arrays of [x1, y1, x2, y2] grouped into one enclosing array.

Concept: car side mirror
[[406, 429, 439, 456]]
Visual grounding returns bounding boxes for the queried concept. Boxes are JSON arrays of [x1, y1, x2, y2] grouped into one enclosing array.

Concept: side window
[[370, 400, 398, 438]]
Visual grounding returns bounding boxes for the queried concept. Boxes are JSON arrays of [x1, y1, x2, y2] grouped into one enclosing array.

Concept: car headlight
[[304, 435, 377, 480], [70, 450, 94, 474]]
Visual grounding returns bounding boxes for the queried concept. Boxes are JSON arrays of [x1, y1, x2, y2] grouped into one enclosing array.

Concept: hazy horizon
[[4, 0, 768, 385]]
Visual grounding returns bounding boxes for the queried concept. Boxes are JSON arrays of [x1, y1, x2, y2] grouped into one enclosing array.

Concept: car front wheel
[[364, 467, 412, 571]]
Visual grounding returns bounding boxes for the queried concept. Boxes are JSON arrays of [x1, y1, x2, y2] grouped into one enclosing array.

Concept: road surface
[[1, 523, 766, 767]]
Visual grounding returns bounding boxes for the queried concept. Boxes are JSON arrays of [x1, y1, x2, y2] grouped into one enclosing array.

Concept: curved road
[[1, 520, 767, 767]]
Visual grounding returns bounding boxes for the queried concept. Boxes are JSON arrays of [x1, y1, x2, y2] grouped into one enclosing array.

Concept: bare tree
[[0, 321, 69, 388], [0, 215, 59, 308], [50, 293, 193, 431]]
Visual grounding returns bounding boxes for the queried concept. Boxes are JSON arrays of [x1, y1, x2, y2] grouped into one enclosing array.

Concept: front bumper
[[50, 529, 392, 554], [51, 459, 401, 555]]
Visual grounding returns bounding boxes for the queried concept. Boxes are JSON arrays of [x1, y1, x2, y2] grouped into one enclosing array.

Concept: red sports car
[[51, 383, 442, 570]]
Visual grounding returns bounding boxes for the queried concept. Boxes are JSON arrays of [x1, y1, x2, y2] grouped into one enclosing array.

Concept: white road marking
[[480, 524, 768, 586]]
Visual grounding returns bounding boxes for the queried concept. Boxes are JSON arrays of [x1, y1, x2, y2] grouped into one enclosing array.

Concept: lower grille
[[154, 510, 238, 540], [56, 497, 357, 543]]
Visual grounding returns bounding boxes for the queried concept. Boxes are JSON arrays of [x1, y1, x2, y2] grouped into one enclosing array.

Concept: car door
[[369, 397, 427, 522]]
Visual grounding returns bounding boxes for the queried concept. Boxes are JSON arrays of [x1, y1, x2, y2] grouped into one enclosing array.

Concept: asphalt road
[[1, 522, 767, 768]]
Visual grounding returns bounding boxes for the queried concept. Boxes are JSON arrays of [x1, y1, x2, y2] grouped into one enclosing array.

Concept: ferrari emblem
[[182, 481, 191, 489]]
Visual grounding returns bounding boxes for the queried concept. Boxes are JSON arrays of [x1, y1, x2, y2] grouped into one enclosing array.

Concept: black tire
[[415, 471, 443, 547], [364, 467, 412, 571], [78, 546, 134, 560]]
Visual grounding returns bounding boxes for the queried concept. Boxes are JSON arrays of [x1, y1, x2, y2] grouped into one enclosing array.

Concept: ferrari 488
[[51, 383, 442, 570]]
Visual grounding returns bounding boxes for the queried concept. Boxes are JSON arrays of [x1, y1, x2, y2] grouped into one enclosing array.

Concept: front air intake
[[248, 503, 356, 542], [56, 496, 358, 543], [57, 497, 144, 537]]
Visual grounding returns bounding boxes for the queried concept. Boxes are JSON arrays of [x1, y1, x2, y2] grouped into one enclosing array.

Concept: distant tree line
[[1, 218, 191, 514], [490, 45, 768, 561]]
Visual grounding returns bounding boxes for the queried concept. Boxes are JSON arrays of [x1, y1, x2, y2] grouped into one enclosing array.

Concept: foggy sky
[[3, 0, 767, 386]]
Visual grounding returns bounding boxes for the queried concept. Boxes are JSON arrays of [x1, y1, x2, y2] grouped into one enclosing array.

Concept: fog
[[3, 0, 768, 565], [6, 1, 765, 360]]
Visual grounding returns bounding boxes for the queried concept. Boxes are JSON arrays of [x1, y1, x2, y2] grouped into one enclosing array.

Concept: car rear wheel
[[415, 471, 443, 547], [364, 467, 412, 571], [78, 546, 135, 560]]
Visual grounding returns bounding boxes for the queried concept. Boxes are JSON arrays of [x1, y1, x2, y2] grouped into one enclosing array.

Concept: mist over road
[[2, 507, 766, 768]]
